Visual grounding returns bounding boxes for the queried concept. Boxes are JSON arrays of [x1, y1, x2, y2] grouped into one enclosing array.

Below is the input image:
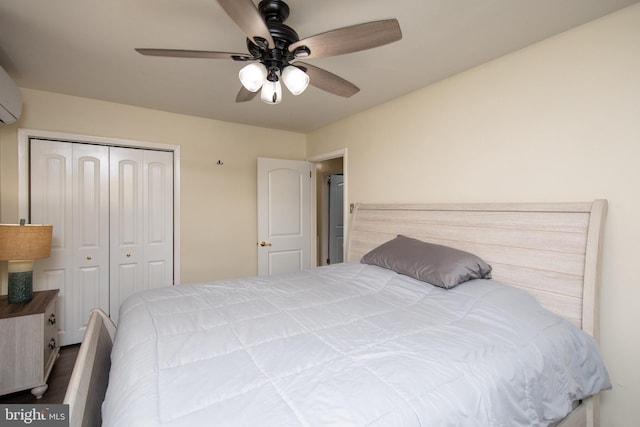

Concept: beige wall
[[308, 4, 640, 425], [0, 89, 306, 284]]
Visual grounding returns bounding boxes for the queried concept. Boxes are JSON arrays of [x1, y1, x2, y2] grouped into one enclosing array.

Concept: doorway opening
[[311, 152, 345, 266]]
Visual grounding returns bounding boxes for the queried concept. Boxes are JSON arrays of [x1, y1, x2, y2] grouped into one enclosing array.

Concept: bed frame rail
[[63, 309, 116, 427]]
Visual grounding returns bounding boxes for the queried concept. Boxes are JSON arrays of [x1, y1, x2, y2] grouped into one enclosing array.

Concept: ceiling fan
[[135, 0, 402, 104]]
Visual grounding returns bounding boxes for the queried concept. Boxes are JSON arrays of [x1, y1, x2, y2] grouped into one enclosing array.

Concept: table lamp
[[0, 221, 53, 303]]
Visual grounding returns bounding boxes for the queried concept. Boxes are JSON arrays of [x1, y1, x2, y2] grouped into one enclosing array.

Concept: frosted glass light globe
[[282, 66, 310, 95], [239, 63, 267, 92], [261, 80, 282, 104]]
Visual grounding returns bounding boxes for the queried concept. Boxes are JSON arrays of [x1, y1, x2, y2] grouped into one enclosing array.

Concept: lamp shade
[[0, 224, 53, 260]]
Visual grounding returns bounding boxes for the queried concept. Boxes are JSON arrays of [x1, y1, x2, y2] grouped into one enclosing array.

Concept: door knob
[[259, 241, 272, 247]]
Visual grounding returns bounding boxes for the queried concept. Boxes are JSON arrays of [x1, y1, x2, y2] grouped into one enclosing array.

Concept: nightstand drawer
[[43, 298, 58, 373]]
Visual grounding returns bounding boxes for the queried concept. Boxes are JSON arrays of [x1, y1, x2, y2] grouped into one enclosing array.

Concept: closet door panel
[[110, 148, 144, 324], [72, 144, 110, 342], [110, 148, 173, 324], [30, 140, 110, 345], [144, 151, 174, 290], [30, 140, 74, 345]]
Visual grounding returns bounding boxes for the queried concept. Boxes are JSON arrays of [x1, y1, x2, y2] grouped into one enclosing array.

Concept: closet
[[29, 139, 174, 345]]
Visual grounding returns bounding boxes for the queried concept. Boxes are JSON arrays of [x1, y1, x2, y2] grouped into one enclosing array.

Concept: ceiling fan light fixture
[[239, 63, 267, 92], [282, 66, 309, 95], [261, 79, 282, 104], [137, 1, 403, 104]]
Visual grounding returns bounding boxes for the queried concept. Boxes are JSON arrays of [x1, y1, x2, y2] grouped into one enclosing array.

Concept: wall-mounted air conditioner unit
[[0, 65, 22, 124]]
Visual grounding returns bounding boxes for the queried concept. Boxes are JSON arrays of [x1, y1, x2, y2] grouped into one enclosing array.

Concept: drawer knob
[[48, 338, 57, 350], [48, 313, 56, 325]]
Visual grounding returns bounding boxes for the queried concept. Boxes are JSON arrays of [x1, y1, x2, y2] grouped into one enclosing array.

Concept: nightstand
[[0, 289, 59, 398]]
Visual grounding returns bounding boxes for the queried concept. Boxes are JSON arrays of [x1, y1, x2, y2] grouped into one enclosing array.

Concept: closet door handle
[[126, 253, 131, 257], [86, 256, 92, 260], [259, 241, 272, 247]]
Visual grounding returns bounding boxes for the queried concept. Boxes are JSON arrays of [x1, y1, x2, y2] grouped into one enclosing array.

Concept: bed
[[94, 200, 610, 426]]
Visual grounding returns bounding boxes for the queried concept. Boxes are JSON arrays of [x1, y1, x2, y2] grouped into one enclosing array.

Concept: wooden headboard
[[346, 200, 607, 341]]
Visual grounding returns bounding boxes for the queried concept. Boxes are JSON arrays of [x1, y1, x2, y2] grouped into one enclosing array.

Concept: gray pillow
[[361, 235, 492, 289]]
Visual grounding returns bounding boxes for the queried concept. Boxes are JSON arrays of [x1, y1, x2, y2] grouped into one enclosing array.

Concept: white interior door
[[257, 157, 311, 276], [328, 174, 344, 264], [30, 139, 110, 345], [109, 147, 174, 324]]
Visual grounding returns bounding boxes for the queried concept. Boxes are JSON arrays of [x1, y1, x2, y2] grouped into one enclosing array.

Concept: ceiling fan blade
[[217, 0, 275, 49], [135, 48, 253, 61], [296, 62, 359, 98], [236, 86, 259, 103], [289, 19, 402, 59]]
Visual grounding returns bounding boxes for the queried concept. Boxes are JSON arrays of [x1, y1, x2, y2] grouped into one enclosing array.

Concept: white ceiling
[[1, 0, 637, 132]]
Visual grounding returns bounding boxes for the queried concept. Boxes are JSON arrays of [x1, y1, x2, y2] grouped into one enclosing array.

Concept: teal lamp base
[[7, 260, 34, 304]]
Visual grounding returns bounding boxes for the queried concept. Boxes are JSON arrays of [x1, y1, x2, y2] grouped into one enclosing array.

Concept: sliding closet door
[[109, 147, 174, 324], [30, 140, 110, 345]]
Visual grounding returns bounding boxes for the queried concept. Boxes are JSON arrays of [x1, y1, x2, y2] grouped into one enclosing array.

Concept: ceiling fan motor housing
[[259, 0, 290, 23], [247, 0, 302, 78]]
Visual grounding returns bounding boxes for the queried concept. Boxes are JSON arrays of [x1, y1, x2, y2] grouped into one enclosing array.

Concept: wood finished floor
[[0, 344, 79, 405]]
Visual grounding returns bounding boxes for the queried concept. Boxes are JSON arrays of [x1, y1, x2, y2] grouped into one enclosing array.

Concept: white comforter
[[102, 262, 610, 426]]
